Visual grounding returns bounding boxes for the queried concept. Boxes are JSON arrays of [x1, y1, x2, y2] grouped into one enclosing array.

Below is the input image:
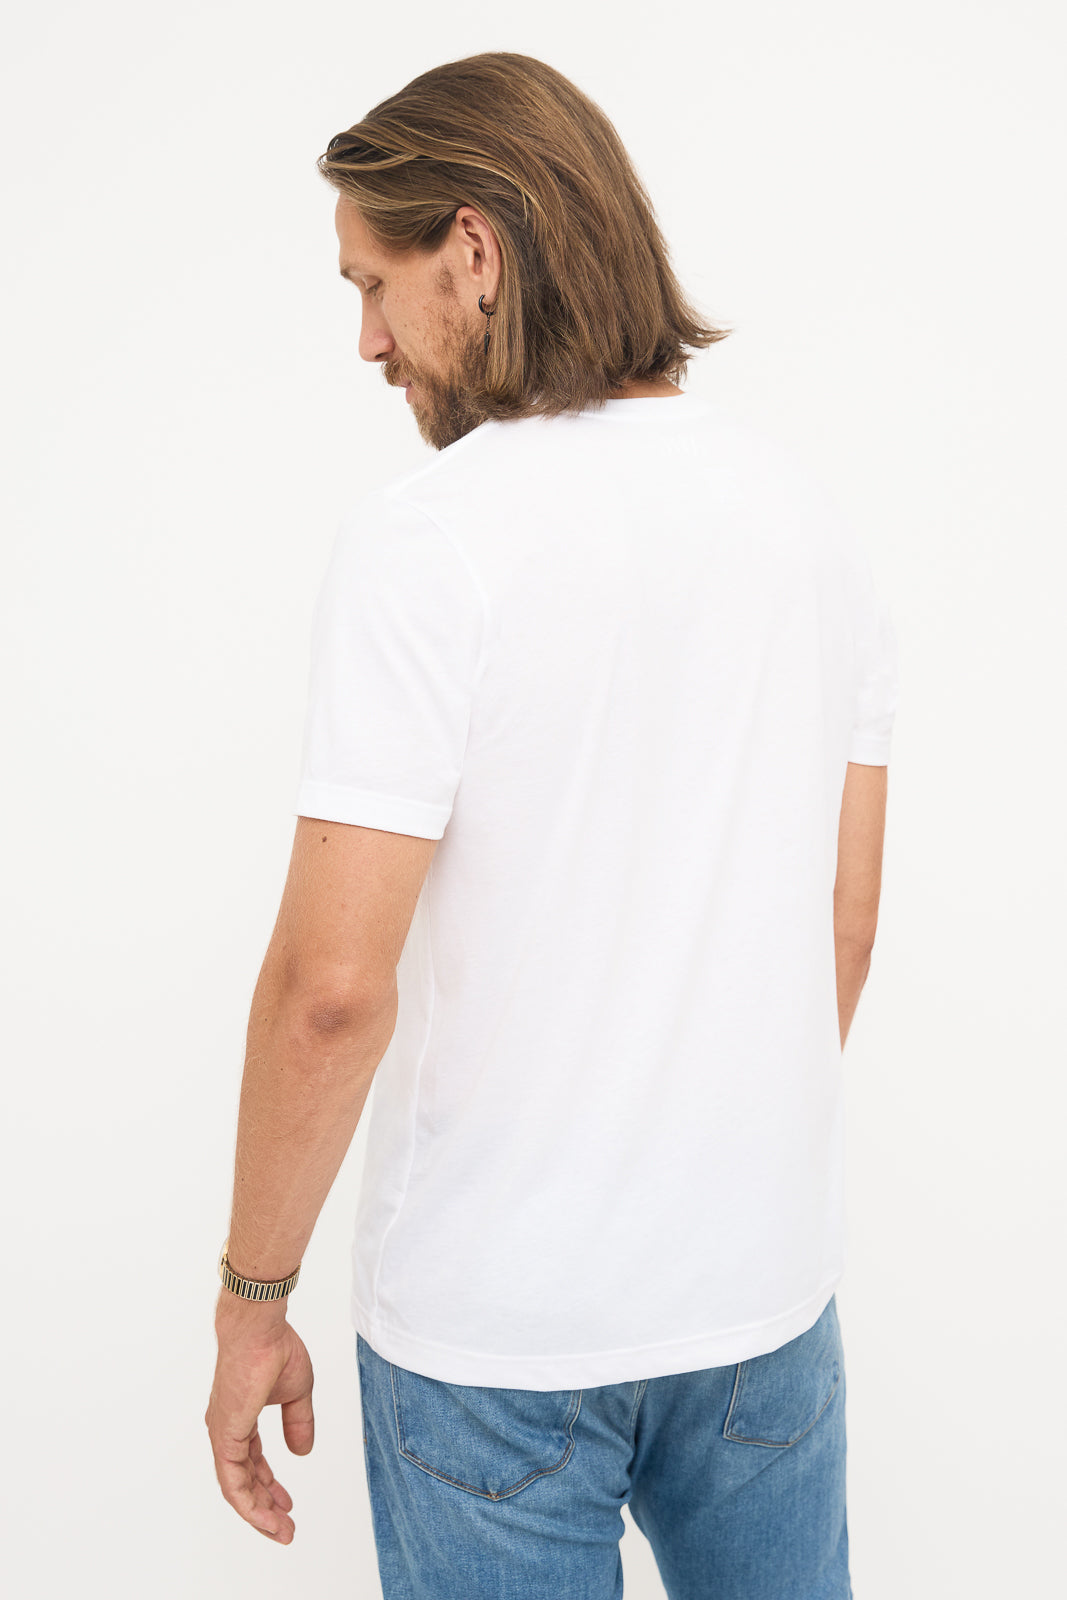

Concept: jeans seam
[[628, 1378, 648, 1447]]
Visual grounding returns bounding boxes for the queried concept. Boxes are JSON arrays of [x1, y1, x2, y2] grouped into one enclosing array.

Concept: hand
[[205, 1306, 315, 1544]]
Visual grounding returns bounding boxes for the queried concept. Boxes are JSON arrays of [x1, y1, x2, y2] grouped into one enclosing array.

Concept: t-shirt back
[[294, 392, 899, 1389]]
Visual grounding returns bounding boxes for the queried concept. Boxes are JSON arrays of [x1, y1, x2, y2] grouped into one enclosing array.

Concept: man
[[206, 51, 897, 1599]]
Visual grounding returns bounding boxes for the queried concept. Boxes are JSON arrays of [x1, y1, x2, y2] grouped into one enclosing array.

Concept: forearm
[[219, 969, 397, 1301], [835, 938, 872, 1049]]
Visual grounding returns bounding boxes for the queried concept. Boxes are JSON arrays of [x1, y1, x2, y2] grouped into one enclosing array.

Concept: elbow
[[284, 986, 400, 1093], [260, 966, 398, 1039], [838, 927, 876, 960], [834, 912, 878, 966], [298, 984, 398, 1037]]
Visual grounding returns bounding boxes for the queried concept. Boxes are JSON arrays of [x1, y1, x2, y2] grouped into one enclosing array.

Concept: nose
[[358, 302, 395, 365]]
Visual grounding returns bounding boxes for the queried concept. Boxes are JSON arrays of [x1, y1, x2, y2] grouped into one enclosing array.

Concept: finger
[[254, 1512, 296, 1544], [281, 1392, 315, 1456], [268, 1480, 294, 1515], [266, 1476, 294, 1514], [250, 1448, 294, 1513], [216, 1451, 296, 1541], [213, 1427, 291, 1531]]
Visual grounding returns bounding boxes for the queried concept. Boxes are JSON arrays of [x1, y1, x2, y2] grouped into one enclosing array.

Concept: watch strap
[[218, 1242, 301, 1303]]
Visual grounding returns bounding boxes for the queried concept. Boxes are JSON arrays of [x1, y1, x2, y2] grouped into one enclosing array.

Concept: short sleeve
[[848, 556, 899, 766], [294, 490, 486, 838]]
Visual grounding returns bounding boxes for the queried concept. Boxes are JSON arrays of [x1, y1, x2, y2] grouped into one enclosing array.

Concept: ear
[[451, 205, 501, 302]]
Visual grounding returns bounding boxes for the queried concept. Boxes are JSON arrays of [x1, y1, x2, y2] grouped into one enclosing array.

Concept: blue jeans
[[356, 1292, 851, 1598]]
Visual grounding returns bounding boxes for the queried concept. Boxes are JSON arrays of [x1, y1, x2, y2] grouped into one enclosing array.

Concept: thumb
[[277, 1333, 315, 1456], [282, 1388, 315, 1455]]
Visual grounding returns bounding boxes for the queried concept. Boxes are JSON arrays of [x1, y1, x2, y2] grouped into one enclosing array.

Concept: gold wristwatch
[[218, 1238, 301, 1303]]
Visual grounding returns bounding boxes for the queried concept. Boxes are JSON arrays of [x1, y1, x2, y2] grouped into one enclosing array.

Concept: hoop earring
[[478, 293, 496, 354]]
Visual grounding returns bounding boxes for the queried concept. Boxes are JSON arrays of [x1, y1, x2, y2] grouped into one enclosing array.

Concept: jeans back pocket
[[723, 1294, 842, 1448], [389, 1362, 583, 1500]]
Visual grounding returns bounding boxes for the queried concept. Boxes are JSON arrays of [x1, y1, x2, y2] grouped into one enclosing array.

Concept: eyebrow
[[339, 263, 369, 283]]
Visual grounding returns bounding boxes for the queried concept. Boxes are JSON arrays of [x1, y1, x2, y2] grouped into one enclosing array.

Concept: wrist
[[214, 1284, 288, 1332], [216, 1238, 300, 1323]]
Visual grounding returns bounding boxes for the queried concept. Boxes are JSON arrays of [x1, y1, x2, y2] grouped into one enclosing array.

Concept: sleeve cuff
[[295, 780, 450, 839], [847, 734, 892, 765]]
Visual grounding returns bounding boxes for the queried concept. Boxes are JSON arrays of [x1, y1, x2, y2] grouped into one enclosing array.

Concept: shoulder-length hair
[[317, 52, 732, 419]]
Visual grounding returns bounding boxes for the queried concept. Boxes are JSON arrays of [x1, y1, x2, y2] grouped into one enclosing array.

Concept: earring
[[478, 293, 496, 354]]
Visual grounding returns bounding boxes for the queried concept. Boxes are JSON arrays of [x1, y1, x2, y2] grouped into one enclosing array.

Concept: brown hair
[[316, 52, 732, 419]]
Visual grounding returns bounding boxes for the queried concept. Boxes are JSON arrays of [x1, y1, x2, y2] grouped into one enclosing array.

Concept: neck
[[606, 377, 684, 399]]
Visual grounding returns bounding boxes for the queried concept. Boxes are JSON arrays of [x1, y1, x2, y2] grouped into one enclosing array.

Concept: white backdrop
[[2, 2, 1064, 1595]]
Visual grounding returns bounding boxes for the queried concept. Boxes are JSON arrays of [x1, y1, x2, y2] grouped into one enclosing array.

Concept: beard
[[384, 297, 493, 452]]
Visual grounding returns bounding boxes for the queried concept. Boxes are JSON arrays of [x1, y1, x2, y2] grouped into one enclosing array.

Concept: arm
[[205, 816, 438, 1545], [220, 970, 397, 1294], [833, 761, 888, 1048]]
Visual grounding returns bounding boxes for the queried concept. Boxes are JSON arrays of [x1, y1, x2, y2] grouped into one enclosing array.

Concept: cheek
[[383, 301, 416, 353]]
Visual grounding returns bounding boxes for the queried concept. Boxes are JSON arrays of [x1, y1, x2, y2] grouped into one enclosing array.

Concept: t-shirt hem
[[295, 780, 449, 839], [350, 1274, 843, 1389]]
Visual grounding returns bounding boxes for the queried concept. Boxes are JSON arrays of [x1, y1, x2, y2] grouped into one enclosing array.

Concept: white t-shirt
[[294, 392, 898, 1389]]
